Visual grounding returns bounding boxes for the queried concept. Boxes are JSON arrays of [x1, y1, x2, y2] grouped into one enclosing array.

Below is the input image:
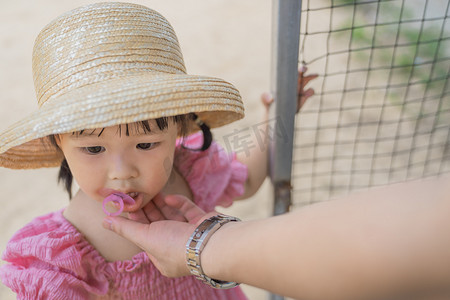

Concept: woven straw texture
[[0, 2, 244, 169]]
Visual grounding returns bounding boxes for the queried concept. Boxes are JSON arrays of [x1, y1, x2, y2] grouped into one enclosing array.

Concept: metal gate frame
[[268, 0, 302, 299]]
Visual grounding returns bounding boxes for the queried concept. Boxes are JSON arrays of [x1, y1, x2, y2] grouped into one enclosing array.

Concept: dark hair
[[48, 114, 212, 198], [187, 114, 212, 151]]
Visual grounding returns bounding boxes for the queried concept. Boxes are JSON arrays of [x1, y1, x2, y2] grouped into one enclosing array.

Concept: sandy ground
[[0, 1, 274, 299]]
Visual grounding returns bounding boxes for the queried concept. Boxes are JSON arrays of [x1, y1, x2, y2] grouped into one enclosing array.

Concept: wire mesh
[[293, 0, 450, 206]]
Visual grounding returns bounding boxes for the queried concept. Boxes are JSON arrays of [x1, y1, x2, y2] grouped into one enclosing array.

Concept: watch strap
[[186, 214, 241, 289]]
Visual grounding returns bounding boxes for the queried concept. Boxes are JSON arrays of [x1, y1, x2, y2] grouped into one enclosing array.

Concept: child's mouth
[[126, 192, 139, 200], [122, 192, 143, 212], [101, 189, 144, 215]]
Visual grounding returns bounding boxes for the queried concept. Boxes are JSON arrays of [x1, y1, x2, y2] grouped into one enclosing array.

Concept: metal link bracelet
[[186, 214, 241, 289]]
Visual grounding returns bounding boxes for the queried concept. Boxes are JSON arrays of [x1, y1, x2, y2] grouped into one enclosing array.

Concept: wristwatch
[[186, 214, 241, 289]]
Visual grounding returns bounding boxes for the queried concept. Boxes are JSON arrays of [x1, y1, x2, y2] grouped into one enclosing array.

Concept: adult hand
[[102, 193, 216, 277], [101, 178, 450, 300]]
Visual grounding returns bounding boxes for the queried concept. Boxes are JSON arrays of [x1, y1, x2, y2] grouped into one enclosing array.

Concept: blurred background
[[0, 1, 273, 299], [292, 0, 450, 207]]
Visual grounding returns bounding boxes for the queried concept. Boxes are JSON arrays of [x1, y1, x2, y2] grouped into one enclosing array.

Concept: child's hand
[[297, 66, 318, 112], [261, 66, 318, 113]]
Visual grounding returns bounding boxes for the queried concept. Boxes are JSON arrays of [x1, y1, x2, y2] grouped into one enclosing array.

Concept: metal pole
[[269, 0, 301, 214], [269, 0, 301, 299]]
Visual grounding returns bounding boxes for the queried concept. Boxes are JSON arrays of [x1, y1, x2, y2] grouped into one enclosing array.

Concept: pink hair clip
[[102, 192, 135, 216]]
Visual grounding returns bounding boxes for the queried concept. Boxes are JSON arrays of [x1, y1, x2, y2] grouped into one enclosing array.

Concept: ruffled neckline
[[54, 209, 149, 273]]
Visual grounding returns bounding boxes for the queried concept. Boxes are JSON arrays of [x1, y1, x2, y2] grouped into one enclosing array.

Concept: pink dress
[[0, 133, 248, 300]]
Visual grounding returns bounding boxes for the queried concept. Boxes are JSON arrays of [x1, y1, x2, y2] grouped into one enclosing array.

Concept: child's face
[[56, 121, 178, 211]]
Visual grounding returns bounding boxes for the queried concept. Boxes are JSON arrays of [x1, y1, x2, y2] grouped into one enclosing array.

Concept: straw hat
[[0, 2, 244, 169]]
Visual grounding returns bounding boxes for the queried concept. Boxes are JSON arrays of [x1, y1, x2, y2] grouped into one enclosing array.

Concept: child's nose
[[108, 154, 138, 180]]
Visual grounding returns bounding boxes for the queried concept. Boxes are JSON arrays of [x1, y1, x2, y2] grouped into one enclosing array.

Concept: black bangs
[[72, 118, 173, 138]]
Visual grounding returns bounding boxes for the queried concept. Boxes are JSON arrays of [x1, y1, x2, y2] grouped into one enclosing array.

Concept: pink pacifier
[[102, 192, 136, 216]]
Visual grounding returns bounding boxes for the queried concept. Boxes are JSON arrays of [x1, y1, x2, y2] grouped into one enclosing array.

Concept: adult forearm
[[202, 177, 450, 299]]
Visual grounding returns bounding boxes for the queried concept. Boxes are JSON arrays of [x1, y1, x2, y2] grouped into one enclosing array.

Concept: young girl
[[0, 2, 315, 299]]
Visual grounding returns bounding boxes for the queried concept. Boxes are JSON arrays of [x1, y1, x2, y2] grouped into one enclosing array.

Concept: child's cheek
[[163, 156, 174, 180]]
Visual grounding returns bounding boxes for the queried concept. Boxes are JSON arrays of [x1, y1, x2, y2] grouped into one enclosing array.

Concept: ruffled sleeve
[[175, 133, 248, 211], [0, 211, 108, 299], [1, 266, 90, 300]]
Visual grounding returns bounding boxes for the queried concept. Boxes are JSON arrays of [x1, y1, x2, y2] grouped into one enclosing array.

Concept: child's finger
[[298, 73, 318, 90], [302, 73, 319, 86], [301, 88, 315, 98], [298, 65, 308, 74], [261, 92, 274, 109], [297, 88, 315, 112]]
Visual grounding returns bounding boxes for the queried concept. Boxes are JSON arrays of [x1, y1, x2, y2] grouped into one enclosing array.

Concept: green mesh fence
[[292, 0, 450, 206]]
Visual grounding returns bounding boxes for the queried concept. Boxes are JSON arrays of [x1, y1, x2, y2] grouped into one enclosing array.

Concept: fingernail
[[103, 218, 114, 230], [262, 92, 272, 101]]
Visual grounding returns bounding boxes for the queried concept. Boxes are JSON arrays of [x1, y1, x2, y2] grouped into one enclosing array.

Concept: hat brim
[[0, 73, 244, 169]]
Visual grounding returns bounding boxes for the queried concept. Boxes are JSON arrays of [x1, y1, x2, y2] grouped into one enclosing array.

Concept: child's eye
[[82, 146, 105, 154], [136, 143, 156, 150]]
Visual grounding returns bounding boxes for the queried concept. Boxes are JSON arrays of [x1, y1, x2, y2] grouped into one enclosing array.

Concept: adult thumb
[[103, 216, 149, 251]]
